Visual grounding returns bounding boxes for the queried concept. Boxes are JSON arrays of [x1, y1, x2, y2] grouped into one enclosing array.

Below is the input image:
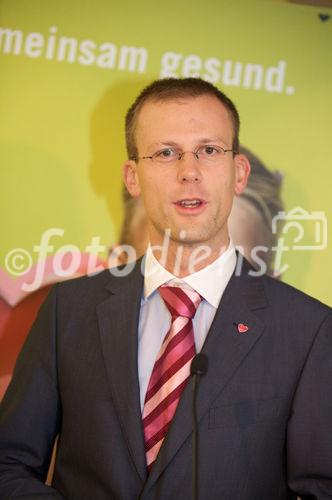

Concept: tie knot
[[159, 285, 201, 319]]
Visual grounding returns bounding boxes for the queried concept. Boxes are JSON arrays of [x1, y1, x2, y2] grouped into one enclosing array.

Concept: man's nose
[[177, 152, 202, 183]]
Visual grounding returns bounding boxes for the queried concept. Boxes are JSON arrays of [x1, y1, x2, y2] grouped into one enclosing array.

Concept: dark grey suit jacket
[[0, 258, 331, 499]]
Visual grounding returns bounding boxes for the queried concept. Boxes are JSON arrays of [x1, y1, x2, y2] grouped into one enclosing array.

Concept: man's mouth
[[175, 199, 204, 208]]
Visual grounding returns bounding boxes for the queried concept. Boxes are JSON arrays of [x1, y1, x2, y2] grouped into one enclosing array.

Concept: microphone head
[[190, 353, 208, 376]]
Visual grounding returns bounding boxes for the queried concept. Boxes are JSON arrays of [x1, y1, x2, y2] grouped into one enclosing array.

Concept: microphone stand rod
[[192, 373, 199, 500], [190, 352, 208, 500]]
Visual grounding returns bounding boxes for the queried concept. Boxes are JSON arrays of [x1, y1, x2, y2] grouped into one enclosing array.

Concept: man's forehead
[[138, 94, 226, 114], [135, 94, 234, 141]]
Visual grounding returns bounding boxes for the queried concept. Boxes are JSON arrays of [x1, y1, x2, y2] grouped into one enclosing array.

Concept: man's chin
[[151, 222, 226, 250], [168, 228, 214, 247]]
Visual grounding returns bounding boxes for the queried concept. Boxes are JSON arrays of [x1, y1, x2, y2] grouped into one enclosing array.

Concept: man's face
[[124, 94, 250, 255]]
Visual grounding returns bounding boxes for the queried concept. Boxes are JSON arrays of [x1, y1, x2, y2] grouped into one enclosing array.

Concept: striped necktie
[[143, 285, 202, 471]]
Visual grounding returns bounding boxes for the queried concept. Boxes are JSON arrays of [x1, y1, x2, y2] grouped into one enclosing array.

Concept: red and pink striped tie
[[143, 285, 202, 471]]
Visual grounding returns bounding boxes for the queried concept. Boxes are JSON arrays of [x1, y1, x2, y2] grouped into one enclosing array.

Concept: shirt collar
[[143, 240, 236, 308]]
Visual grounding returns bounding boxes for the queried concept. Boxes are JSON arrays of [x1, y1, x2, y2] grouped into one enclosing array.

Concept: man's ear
[[234, 153, 251, 195], [123, 160, 141, 197]]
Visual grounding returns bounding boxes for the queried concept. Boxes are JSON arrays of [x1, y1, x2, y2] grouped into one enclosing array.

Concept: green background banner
[[1, 0, 331, 304]]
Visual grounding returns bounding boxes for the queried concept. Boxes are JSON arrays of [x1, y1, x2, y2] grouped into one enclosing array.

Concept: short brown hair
[[125, 78, 240, 160]]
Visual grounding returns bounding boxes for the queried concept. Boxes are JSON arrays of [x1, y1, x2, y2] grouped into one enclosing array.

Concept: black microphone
[[190, 353, 208, 500], [190, 353, 208, 377]]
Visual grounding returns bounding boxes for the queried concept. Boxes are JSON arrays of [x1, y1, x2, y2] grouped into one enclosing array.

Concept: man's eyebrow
[[198, 137, 228, 145], [147, 141, 181, 150], [148, 137, 229, 149]]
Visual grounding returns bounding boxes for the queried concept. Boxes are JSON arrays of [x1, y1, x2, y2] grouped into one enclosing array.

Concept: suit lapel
[[96, 260, 147, 482], [143, 260, 269, 492]]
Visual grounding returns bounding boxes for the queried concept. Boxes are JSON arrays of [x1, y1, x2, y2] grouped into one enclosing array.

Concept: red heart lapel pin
[[237, 323, 249, 334]]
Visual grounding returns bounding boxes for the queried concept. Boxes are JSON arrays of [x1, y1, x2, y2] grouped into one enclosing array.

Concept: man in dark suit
[[0, 78, 331, 499]]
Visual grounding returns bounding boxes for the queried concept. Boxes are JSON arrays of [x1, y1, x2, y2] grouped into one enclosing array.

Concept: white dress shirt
[[137, 241, 237, 409]]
